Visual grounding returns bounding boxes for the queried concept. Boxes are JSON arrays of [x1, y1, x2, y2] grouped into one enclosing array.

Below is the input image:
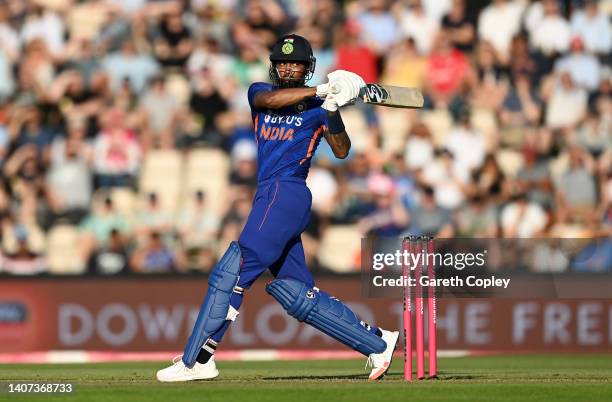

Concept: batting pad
[[183, 242, 241, 367], [266, 278, 386, 356]]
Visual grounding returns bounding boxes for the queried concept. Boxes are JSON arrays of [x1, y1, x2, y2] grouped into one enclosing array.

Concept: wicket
[[402, 236, 437, 381]]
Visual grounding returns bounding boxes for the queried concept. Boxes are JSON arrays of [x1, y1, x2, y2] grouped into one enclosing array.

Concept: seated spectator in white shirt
[[445, 107, 487, 175], [501, 192, 548, 238], [19, 3, 65, 59], [404, 122, 435, 170], [397, 0, 439, 55], [570, 0, 611, 57], [554, 36, 601, 92], [529, 0, 571, 56], [542, 72, 588, 130], [477, 0, 525, 63]]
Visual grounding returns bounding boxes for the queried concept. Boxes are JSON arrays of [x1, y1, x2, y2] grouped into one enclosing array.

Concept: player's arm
[[323, 110, 351, 159], [253, 84, 328, 110]]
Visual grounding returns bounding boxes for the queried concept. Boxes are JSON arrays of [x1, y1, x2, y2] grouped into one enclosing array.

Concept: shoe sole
[[157, 370, 219, 382], [369, 331, 400, 381]]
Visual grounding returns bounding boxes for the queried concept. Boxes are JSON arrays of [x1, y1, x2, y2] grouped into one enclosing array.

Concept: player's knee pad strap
[[183, 242, 241, 367], [266, 278, 386, 356]]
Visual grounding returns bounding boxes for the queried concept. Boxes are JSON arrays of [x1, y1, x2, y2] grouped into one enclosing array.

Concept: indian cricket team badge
[[306, 289, 315, 299], [282, 38, 294, 54]]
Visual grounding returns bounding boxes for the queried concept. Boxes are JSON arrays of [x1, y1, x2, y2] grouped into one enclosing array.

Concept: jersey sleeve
[[318, 106, 329, 131], [247, 82, 274, 110]]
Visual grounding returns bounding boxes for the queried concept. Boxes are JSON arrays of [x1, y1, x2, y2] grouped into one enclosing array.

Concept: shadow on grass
[[262, 373, 369, 381]]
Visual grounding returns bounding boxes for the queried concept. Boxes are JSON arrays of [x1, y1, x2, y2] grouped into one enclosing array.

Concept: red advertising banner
[[0, 277, 611, 353]]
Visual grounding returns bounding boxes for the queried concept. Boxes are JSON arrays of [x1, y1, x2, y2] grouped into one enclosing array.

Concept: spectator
[[335, 20, 379, 84], [0, 4, 19, 63], [570, 0, 611, 57], [358, 173, 408, 236], [243, 0, 290, 46], [576, 109, 611, 160], [176, 190, 220, 255], [187, 68, 229, 147], [445, 107, 486, 174], [102, 40, 159, 94], [307, 166, 339, 217], [1, 224, 46, 275], [424, 29, 471, 106], [500, 72, 543, 128], [572, 237, 612, 272], [0, 41, 15, 100], [454, 194, 498, 237], [471, 40, 509, 110], [554, 36, 601, 92], [529, 0, 571, 57], [187, 37, 233, 84], [542, 72, 588, 130], [556, 146, 598, 223], [79, 196, 130, 261], [477, 0, 525, 64], [152, 9, 193, 68], [19, 3, 65, 59], [45, 119, 93, 225], [138, 75, 180, 149], [230, 140, 258, 188], [355, 0, 399, 56], [134, 192, 173, 245], [516, 148, 553, 208], [404, 122, 434, 171], [87, 228, 129, 275], [421, 148, 469, 210], [307, 27, 335, 86], [406, 186, 453, 237], [92, 108, 141, 188], [396, 0, 439, 55], [441, 0, 476, 54], [382, 38, 426, 89], [130, 231, 187, 273], [501, 192, 548, 237]]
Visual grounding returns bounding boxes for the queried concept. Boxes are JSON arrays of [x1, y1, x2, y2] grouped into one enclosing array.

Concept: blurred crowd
[[0, 0, 610, 276]]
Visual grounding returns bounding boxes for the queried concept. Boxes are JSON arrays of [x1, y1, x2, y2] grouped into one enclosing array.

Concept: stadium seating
[[317, 225, 362, 273], [47, 225, 85, 274]]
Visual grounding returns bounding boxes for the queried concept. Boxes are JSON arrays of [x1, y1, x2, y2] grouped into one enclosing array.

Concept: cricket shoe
[[366, 329, 400, 380], [156, 355, 219, 382]]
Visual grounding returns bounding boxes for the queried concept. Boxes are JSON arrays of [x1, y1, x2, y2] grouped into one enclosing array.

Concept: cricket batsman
[[157, 34, 399, 382]]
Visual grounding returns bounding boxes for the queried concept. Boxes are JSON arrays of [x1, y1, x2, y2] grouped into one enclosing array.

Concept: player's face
[[276, 62, 306, 84]]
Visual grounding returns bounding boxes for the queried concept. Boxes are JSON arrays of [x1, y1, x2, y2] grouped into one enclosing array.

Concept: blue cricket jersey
[[247, 82, 328, 183]]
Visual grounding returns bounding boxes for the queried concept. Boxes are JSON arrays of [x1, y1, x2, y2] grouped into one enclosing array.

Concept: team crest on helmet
[[282, 43, 294, 54]]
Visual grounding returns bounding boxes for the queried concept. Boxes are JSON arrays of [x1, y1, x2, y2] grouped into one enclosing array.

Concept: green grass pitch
[[1, 354, 611, 402]]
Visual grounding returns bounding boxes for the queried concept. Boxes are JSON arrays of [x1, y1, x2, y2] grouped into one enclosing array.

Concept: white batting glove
[[327, 70, 366, 107], [316, 83, 330, 98], [321, 92, 338, 112]]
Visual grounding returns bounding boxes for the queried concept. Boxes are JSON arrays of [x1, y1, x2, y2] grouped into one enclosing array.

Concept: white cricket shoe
[[366, 329, 400, 380], [156, 355, 219, 382]]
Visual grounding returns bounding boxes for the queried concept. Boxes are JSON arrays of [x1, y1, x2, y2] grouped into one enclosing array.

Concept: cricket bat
[[358, 84, 424, 109]]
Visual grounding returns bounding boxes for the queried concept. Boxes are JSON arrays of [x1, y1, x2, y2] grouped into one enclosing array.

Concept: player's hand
[[327, 70, 366, 107], [316, 83, 330, 98], [321, 92, 338, 112]]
